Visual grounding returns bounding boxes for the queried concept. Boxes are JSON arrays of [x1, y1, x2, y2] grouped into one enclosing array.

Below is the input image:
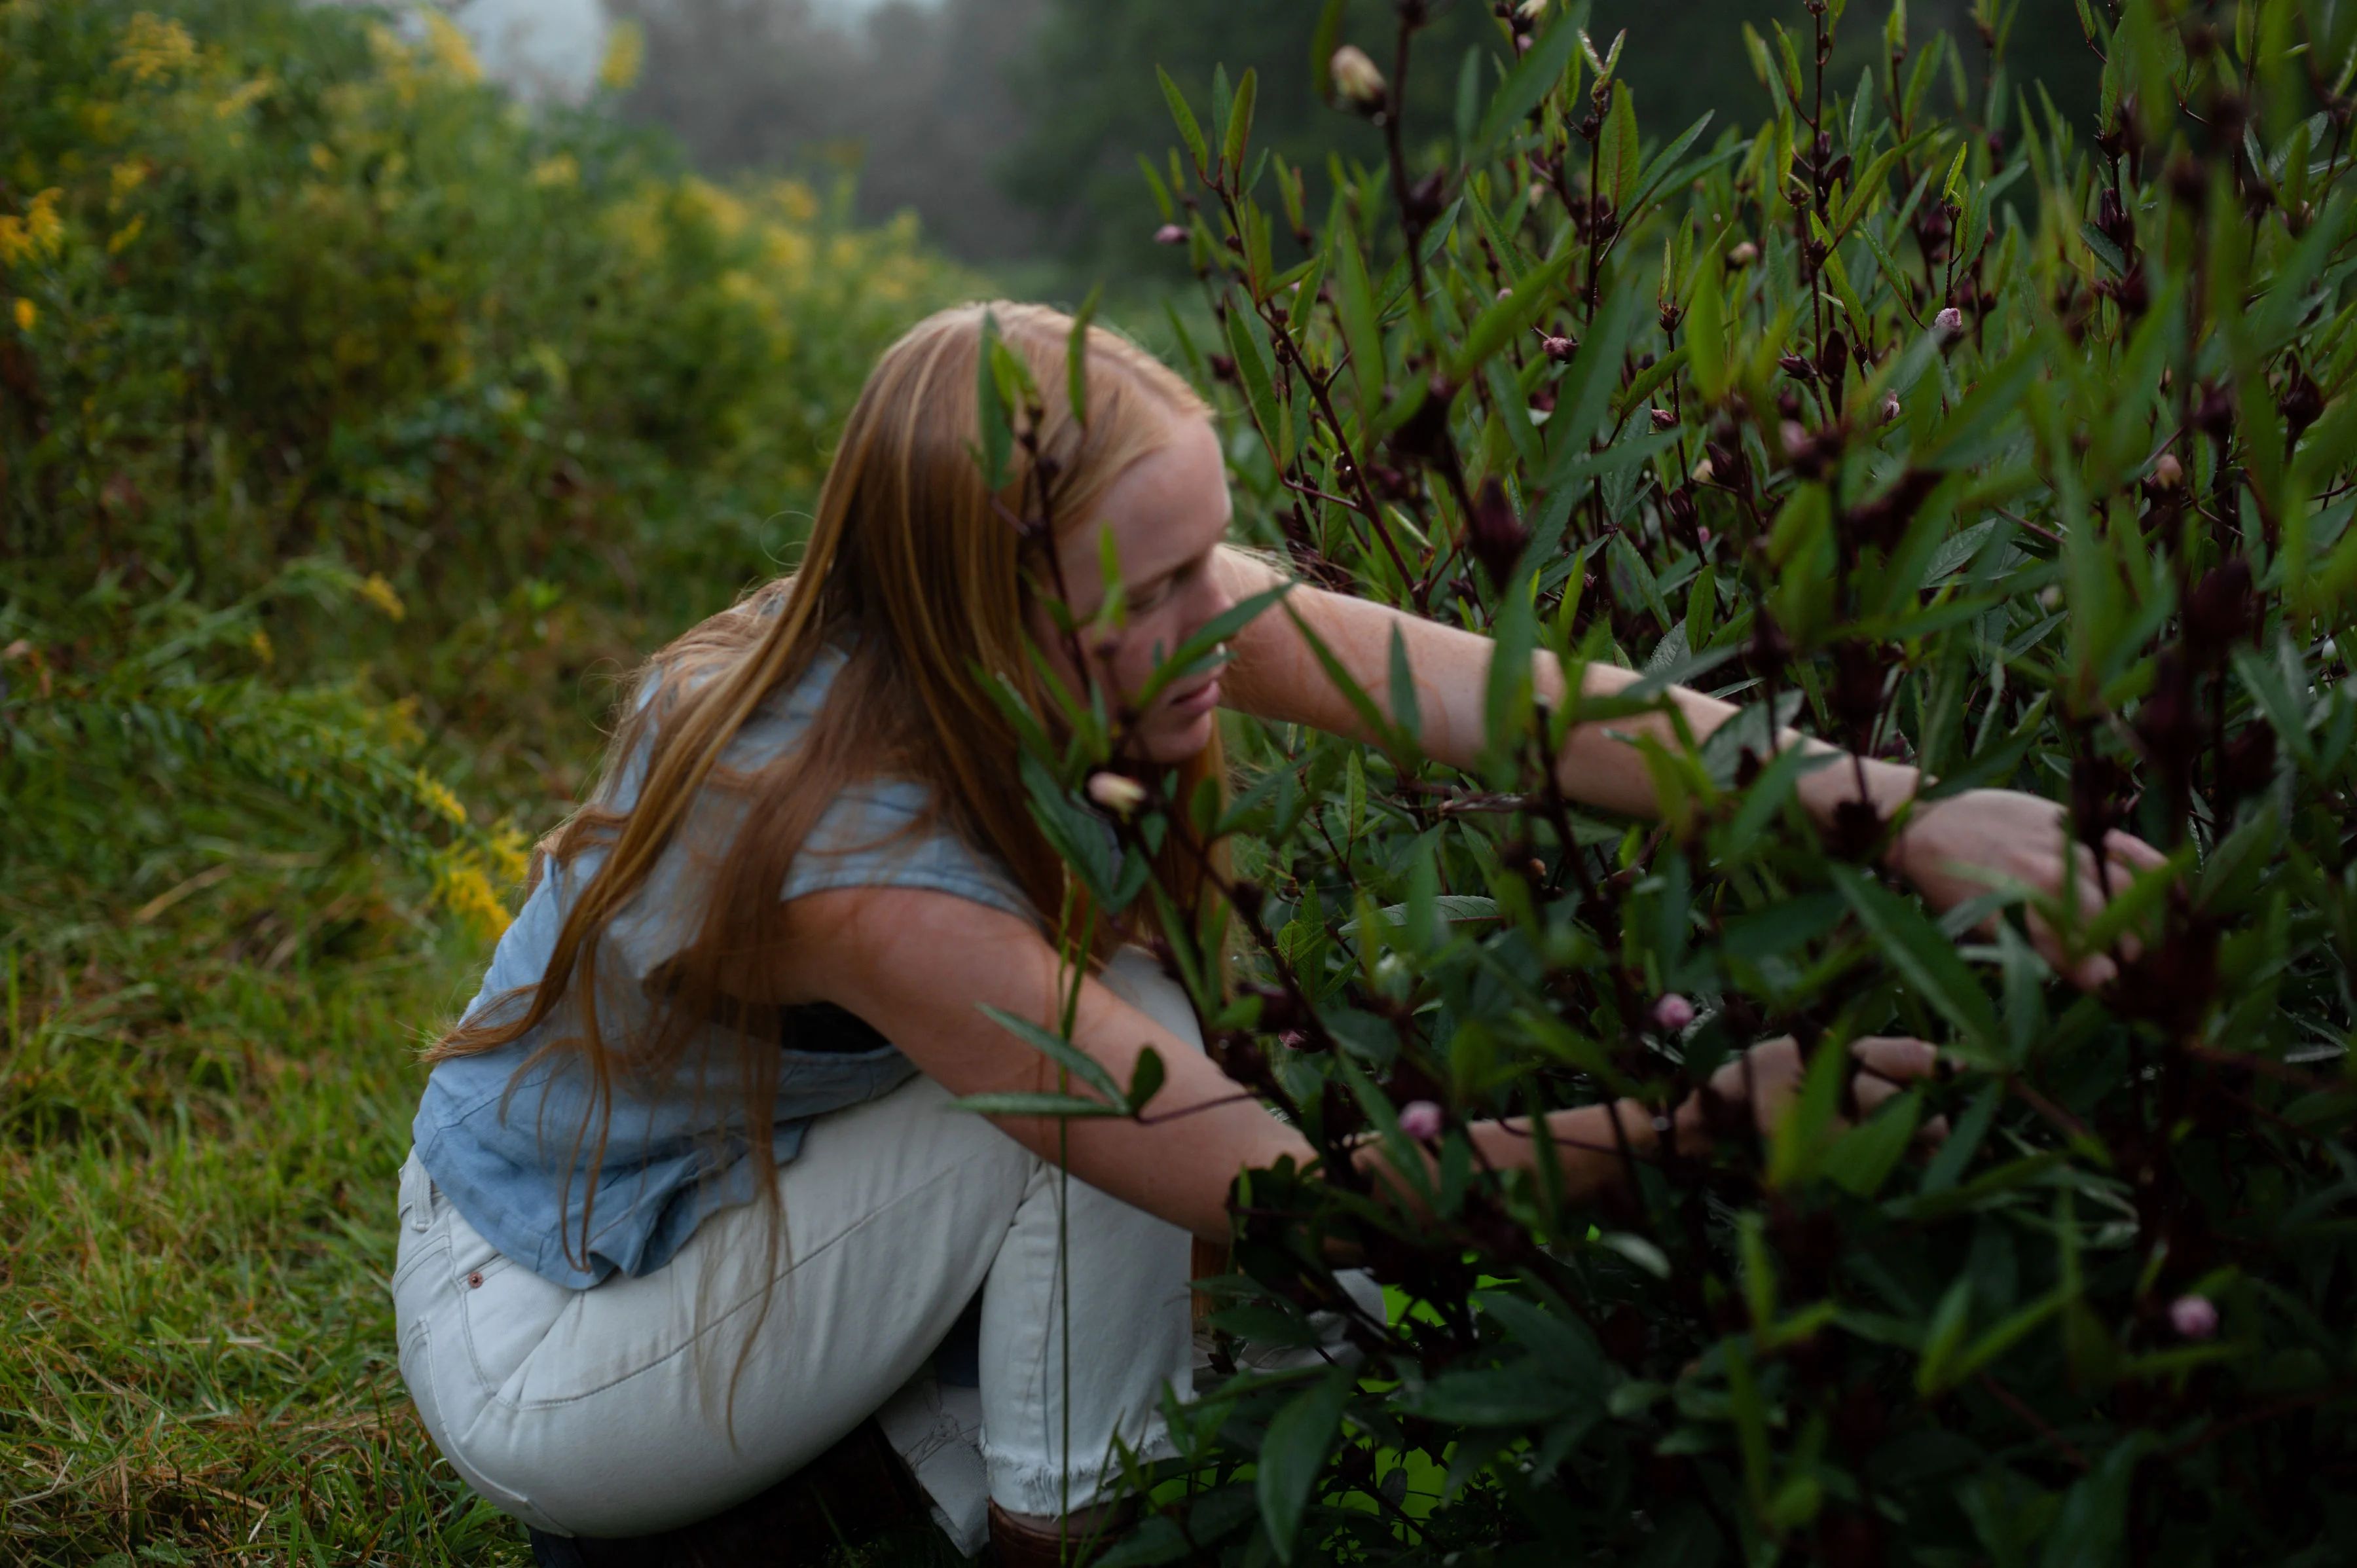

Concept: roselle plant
[[980, 1, 2357, 1563]]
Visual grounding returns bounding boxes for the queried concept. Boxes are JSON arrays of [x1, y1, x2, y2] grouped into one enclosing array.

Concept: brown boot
[[985, 1499, 1135, 1567]]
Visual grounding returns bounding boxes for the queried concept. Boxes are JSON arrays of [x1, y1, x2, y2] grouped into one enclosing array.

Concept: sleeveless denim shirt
[[411, 642, 1032, 1288]]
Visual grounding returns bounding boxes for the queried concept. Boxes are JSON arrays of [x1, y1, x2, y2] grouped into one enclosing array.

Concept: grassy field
[[0, 888, 542, 1563]]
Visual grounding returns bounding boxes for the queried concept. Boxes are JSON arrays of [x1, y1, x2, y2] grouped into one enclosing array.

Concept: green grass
[[0, 886, 536, 1564]]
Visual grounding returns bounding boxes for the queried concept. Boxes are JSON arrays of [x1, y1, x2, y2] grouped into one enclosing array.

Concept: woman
[[392, 301, 2161, 1561]]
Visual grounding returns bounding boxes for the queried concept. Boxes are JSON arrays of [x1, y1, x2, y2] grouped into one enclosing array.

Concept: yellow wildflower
[[420, 12, 481, 82], [217, 76, 273, 118], [107, 216, 143, 254], [486, 824, 532, 887], [249, 627, 274, 665], [597, 21, 644, 92], [773, 179, 819, 224], [0, 188, 65, 267], [530, 154, 579, 189], [117, 12, 198, 84], [414, 771, 468, 826], [110, 160, 148, 199], [357, 572, 407, 622], [434, 850, 509, 941], [11, 299, 31, 333]]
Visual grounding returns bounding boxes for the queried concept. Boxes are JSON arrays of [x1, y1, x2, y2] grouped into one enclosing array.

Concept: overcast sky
[[447, 0, 904, 98]]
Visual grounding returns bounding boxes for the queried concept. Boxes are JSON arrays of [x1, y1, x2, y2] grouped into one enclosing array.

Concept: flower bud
[[1086, 771, 1147, 816], [1398, 1100, 1444, 1140], [1652, 993, 1696, 1032], [1934, 306, 1966, 338], [2150, 452, 2185, 490], [2168, 1295, 2219, 1340], [1649, 407, 1677, 430], [1330, 45, 1387, 109], [1153, 222, 1187, 246], [1881, 392, 1903, 424], [1727, 240, 1759, 268]]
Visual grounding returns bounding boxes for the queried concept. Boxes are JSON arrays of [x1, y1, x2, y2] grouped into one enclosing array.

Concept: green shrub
[[0, 0, 974, 959], [1000, 1, 2357, 1562]]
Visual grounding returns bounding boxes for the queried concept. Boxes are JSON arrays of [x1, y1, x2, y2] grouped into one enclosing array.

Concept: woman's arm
[[1215, 547, 2166, 988], [778, 884, 1933, 1239]]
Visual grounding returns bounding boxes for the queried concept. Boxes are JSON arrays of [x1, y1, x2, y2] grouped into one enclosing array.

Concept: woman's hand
[[1884, 788, 2170, 990], [1672, 1034, 1942, 1152]]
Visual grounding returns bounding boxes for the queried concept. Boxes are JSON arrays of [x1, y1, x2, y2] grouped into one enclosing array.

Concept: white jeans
[[392, 949, 1199, 1542]]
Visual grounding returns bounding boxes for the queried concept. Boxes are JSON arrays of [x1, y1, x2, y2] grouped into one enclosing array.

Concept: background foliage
[[984, 0, 2357, 1563], [0, 0, 972, 1557]]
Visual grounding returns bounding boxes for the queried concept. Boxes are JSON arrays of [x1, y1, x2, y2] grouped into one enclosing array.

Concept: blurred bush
[[0, 0, 971, 1011], [994, 1, 2357, 1563]]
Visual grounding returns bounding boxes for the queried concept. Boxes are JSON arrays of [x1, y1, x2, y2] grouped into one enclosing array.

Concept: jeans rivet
[[468, 1271, 484, 1289]]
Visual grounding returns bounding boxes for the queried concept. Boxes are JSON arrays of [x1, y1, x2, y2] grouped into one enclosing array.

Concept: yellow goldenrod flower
[[11, 299, 31, 333], [249, 627, 274, 664], [434, 850, 509, 941], [487, 824, 532, 887], [419, 12, 482, 82], [414, 771, 468, 827], [110, 160, 148, 198], [107, 216, 143, 254], [116, 12, 198, 84], [0, 188, 65, 267], [597, 21, 644, 92], [217, 76, 273, 118], [357, 572, 407, 622]]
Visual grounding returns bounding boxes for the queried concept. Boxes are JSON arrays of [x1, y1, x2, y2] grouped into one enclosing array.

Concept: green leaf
[[1600, 81, 1641, 212], [949, 1091, 1125, 1119], [1126, 1046, 1166, 1114], [978, 1003, 1123, 1104], [1449, 241, 1579, 382], [1476, 14, 1584, 153], [1224, 295, 1285, 458], [973, 307, 1012, 490], [1064, 282, 1102, 428], [1629, 112, 1716, 211], [1256, 1367, 1355, 1563], [1829, 863, 2001, 1053], [1222, 66, 1257, 177], [1822, 1089, 1924, 1197], [1157, 66, 1209, 175]]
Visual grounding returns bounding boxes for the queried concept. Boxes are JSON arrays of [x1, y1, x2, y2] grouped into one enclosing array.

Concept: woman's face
[[1032, 413, 1236, 765]]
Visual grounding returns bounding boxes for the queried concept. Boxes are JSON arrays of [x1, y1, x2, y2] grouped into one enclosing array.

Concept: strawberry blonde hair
[[428, 301, 1224, 1286]]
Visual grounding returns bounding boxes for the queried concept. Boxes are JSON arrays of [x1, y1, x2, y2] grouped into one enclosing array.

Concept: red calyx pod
[[1465, 475, 1531, 591]]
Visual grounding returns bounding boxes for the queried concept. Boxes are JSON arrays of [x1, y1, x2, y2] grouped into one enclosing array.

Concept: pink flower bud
[[1881, 392, 1903, 423], [1726, 240, 1759, 268], [1652, 993, 1696, 1032], [1153, 223, 1186, 246], [1086, 771, 1147, 816], [1935, 306, 1966, 337], [2168, 1295, 2219, 1340], [1398, 1100, 1444, 1140]]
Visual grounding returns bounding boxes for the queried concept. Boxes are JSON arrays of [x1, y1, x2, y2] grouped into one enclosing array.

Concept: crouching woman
[[391, 301, 2161, 1561]]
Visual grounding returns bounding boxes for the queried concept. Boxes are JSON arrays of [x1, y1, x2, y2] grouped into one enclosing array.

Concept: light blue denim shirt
[[412, 642, 1032, 1288]]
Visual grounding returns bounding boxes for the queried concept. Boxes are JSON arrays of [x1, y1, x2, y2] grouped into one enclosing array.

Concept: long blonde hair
[[428, 300, 1224, 1281]]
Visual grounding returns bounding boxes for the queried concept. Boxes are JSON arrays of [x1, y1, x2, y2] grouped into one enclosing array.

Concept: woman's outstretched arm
[[1214, 547, 2168, 989], [777, 884, 1935, 1241]]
